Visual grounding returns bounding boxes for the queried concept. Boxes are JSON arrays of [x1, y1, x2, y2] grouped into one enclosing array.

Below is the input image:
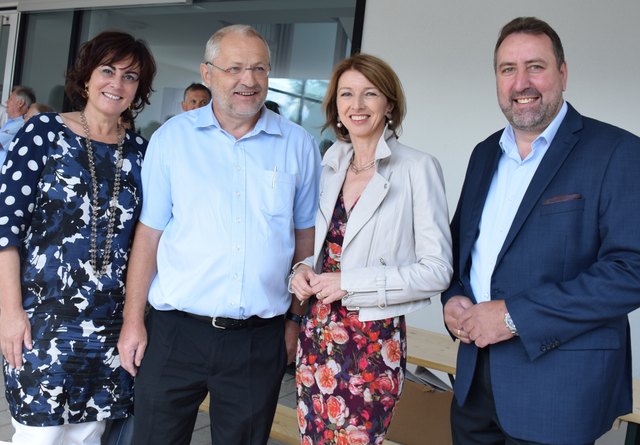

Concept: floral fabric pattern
[[0, 113, 145, 426], [297, 192, 406, 444]]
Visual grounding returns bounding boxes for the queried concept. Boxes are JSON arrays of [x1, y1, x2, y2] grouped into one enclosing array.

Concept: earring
[[83, 85, 89, 99], [337, 120, 343, 128], [387, 115, 394, 126]]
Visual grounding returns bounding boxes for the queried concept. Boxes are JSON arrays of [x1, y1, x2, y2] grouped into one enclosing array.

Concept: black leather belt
[[183, 312, 280, 330]]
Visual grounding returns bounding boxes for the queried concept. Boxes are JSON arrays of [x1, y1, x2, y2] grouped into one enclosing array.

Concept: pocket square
[[542, 193, 583, 205]]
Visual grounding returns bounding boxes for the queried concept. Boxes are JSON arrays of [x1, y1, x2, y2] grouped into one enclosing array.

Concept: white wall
[[361, 0, 640, 377]]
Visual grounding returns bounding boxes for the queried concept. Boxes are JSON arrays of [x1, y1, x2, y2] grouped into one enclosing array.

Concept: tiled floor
[[0, 369, 630, 444]]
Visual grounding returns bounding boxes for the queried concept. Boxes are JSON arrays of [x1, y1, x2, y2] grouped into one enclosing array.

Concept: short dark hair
[[65, 31, 156, 119], [13, 86, 36, 108], [323, 53, 406, 142], [183, 82, 211, 101], [494, 17, 565, 70]]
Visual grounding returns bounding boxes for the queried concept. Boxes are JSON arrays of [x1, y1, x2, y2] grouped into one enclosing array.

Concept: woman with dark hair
[[289, 53, 452, 443], [0, 31, 155, 444]]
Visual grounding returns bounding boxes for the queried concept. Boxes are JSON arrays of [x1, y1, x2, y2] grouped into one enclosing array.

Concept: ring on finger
[[457, 329, 461, 336], [317, 292, 323, 299]]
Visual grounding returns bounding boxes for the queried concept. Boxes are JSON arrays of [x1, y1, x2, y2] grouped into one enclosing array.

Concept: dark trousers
[[132, 309, 287, 445], [450, 347, 594, 445]]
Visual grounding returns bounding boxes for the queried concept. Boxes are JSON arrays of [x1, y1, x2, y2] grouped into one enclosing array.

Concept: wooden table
[[406, 325, 458, 375]]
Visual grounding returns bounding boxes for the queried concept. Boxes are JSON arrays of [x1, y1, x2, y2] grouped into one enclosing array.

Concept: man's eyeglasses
[[205, 62, 270, 78]]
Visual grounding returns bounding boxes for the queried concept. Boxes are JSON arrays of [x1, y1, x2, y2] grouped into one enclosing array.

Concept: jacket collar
[[495, 102, 583, 265], [316, 127, 396, 254], [322, 126, 395, 172]]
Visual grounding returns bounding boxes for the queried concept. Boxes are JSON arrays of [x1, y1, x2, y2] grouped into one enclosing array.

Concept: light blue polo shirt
[[141, 105, 321, 318]]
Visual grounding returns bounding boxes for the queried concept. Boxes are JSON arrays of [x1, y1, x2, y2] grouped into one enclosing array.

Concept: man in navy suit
[[442, 16, 640, 445]]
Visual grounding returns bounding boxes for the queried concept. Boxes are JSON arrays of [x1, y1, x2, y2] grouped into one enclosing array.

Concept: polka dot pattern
[[0, 112, 147, 425]]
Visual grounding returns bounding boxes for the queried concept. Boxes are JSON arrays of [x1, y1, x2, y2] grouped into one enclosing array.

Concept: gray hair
[[203, 24, 271, 64], [13, 85, 36, 109]]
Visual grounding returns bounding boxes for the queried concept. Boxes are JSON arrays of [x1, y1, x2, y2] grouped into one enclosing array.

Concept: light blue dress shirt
[[470, 102, 568, 303], [140, 106, 321, 318], [0, 116, 25, 166]]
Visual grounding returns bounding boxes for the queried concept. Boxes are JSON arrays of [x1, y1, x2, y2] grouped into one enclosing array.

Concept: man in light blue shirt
[[118, 25, 321, 445], [0, 86, 35, 166]]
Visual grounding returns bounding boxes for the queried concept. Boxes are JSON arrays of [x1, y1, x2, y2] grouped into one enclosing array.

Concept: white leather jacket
[[294, 129, 453, 322]]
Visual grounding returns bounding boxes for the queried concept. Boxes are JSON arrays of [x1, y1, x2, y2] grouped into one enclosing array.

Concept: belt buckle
[[211, 317, 226, 329]]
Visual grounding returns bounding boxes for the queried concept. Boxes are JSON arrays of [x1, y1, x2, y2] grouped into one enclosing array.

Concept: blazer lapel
[[315, 162, 348, 265], [342, 171, 390, 250], [496, 105, 583, 264], [458, 143, 502, 274]]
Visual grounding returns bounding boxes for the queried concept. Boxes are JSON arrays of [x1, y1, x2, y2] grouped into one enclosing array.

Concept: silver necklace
[[80, 110, 125, 278], [349, 157, 377, 174]]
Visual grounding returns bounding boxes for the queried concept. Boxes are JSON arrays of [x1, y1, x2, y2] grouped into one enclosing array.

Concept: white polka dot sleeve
[[0, 114, 52, 249]]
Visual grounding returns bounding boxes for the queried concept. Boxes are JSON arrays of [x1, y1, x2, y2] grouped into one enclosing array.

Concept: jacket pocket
[[540, 197, 585, 215]]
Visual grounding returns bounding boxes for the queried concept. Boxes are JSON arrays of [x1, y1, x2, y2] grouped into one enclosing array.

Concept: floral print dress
[[0, 113, 145, 426], [297, 191, 407, 445]]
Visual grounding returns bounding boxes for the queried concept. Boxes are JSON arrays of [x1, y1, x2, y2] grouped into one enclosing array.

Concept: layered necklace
[[349, 156, 377, 174], [80, 110, 125, 278]]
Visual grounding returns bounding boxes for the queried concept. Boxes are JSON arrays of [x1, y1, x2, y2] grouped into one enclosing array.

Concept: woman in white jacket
[[289, 53, 453, 444]]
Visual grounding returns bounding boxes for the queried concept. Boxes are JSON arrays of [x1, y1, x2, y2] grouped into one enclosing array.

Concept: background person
[[442, 16, 640, 445], [180, 82, 211, 112], [0, 31, 155, 445], [289, 53, 453, 444], [117, 24, 320, 445], [0, 85, 36, 165]]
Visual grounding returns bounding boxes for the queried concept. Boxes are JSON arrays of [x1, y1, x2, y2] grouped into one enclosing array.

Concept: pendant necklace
[[80, 110, 125, 278]]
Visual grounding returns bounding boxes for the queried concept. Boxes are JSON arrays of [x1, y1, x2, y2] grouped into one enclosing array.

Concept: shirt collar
[[193, 103, 283, 139], [322, 126, 394, 171], [499, 101, 568, 161]]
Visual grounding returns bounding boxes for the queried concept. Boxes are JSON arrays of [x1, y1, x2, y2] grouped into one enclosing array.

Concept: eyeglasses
[[205, 62, 270, 78]]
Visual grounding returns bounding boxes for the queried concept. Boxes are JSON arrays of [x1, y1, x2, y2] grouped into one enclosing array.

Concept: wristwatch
[[285, 311, 303, 325], [504, 312, 518, 336]]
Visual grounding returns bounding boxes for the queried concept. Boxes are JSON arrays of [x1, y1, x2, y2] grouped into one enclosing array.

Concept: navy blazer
[[442, 103, 640, 444]]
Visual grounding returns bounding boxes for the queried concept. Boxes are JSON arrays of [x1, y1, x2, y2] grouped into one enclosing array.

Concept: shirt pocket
[[260, 169, 296, 217]]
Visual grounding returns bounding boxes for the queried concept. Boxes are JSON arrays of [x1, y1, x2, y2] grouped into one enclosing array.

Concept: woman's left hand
[[309, 272, 347, 304]]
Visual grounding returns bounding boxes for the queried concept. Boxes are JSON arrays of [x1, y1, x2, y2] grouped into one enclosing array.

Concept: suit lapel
[[496, 106, 583, 265], [458, 143, 502, 276]]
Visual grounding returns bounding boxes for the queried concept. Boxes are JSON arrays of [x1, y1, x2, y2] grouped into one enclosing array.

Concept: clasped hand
[[289, 264, 347, 305], [443, 296, 515, 348]]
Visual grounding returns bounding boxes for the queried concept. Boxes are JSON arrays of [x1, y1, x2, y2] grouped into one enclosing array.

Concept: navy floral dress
[[0, 113, 145, 426], [296, 191, 407, 445]]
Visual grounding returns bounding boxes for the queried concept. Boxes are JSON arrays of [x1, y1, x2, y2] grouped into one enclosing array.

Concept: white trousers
[[11, 418, 106, 445]]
